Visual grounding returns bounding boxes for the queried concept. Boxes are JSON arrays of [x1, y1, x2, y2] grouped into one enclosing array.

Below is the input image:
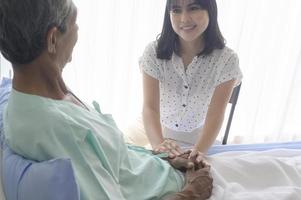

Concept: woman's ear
[[46, 27, 59, 54]]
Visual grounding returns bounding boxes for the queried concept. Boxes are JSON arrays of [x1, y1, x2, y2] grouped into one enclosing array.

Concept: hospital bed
[[1, 77, 301, 200], [208, 141, 301, 155], [1, 141, 301, 200]]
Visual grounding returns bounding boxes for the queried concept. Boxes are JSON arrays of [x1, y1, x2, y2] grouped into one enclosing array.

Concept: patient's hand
[[180, 163, 213, 200], [166, 152, 194, 172], [165, 151, 209, 172], [165, 161, 213, 200]]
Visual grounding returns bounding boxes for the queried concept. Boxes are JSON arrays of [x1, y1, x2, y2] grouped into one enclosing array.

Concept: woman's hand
[[188, 148, 206, 164], [153, 139, 183, 158]]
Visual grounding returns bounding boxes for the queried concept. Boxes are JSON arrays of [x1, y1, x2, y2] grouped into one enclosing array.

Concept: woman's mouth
[[180, 25, 197, 31]]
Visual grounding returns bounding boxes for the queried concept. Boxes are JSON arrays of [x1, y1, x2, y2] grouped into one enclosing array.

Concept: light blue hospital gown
[[4, 89, 184, 200]]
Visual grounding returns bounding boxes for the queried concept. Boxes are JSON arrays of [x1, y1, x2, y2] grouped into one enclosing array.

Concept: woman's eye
[[189, 6, 201, 11], [171, 8, 182, 14]]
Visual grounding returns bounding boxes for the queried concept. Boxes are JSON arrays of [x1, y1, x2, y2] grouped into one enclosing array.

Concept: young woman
[[140, 0, 242, 162]]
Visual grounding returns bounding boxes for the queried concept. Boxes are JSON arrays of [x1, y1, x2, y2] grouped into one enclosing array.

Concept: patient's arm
[[160, 153, 213, 200]]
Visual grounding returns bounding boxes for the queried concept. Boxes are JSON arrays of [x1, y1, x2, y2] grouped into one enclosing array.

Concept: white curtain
[[63, 0, 166, 129], [1, 0, 301, 144], [215, 0, 301, 143]]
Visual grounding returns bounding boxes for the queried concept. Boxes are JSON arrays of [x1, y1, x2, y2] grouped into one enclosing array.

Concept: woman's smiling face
[[169, 0, 209, 43]]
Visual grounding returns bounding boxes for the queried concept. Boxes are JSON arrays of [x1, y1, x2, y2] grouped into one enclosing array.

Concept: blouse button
[[184, 85, 188, 89], [182, 104, 186, 107], [175, 124, 179, 127]]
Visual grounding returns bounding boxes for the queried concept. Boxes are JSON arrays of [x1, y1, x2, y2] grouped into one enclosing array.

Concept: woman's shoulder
[[140, 40, 166, 66], [142, 40, 158, 56], [212, 46, 238, 59]]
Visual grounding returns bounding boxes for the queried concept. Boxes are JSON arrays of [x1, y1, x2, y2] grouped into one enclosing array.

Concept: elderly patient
[[0, 0, 213, 199]]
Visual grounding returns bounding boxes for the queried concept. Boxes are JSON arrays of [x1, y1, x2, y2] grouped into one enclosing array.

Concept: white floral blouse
[[139, 41, 243, 133]]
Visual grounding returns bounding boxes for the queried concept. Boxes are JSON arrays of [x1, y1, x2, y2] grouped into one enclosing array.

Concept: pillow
[[0, 77, 12, 150], [0, 77, 12, 200], [0, 150, 5, 200], [0, 78, 80, 200], [3, 148, 80, 200]]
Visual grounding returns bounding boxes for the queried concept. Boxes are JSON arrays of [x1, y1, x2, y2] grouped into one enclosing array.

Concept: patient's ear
[[46, 27, 59, 54]]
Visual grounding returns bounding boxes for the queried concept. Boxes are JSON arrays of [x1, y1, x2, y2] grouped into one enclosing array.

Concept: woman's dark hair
[[0, 0, 72, 65], [156, 0, 225, 60]]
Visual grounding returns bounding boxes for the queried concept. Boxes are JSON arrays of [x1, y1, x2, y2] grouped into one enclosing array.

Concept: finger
[[169, 140, 178, 148], [170, 148, 181, 156], [200, 161, 211, 170], [178, 150, 191, 158], [153, 148, 160, 154], [200, 159, 210, 166], [164, 139, 172, 145], [189, 150, 204, 160], [196, 154, 204, 163], [170, 157, 194, 169], [154, 146, 167, 154], [168, 152, 176, 158], [163, 143, 172, 151], [178, 152, 190, 159], [188, 152, 198, 161], [166, 140, 182, 153], [174, 145, 184, 155], [203, 161, 211, 169], [188, 150, 197, 157], [169, 146, 182, 156], [160, 145, 170, 151], [184, 149, 192, 154], [169, 143, 181, 154], [195, 152, 205, 163]]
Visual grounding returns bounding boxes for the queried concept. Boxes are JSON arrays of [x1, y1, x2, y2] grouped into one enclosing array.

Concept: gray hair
[[0, 0, 73, 65]]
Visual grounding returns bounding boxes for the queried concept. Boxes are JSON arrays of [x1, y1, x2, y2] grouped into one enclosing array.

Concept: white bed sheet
[[208, 149, 301, 200], [0, 148, 300, 200]]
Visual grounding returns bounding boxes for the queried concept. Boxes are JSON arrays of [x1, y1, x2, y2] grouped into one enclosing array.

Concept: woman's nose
[[180, 10, 191, 23]]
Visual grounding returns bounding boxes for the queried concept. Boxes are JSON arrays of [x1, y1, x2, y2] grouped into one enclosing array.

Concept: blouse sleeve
[[214, 51, 243, 87], [139, 41, 164, 82]]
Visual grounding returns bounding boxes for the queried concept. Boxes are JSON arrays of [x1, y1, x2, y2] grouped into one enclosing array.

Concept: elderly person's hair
[[0, 0, 72, 65]]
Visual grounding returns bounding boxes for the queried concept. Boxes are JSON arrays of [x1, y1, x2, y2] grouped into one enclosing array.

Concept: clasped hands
[[153, 139, 213, 200], [153, 138, 206, 166]]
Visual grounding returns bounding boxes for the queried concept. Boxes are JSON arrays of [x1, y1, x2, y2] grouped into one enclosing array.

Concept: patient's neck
[[12, 57, 67, 100]]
